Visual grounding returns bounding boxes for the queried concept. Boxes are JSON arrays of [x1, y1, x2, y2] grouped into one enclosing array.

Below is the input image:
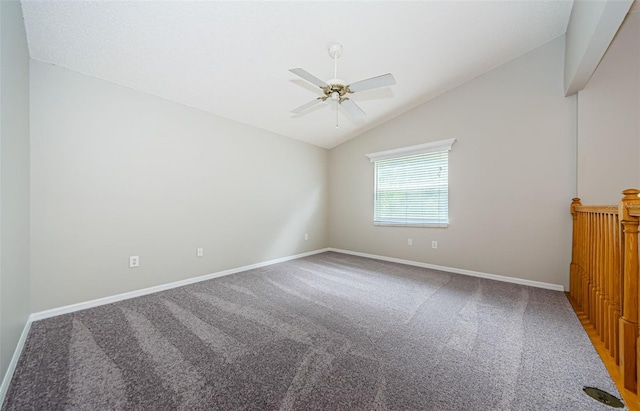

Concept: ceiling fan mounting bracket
[[328, 43, 343, 59]]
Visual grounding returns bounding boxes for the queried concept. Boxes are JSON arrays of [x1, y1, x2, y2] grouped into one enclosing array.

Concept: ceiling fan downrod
[[328, 42, 343, 79]]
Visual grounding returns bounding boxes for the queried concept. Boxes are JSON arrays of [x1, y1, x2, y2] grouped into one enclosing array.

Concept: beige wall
[[576, 11, 640, 204], [30, 60, 328, 312], [0, 1, 31, 380], [328, 37, 576, 289], [20, 4, 640, 330]]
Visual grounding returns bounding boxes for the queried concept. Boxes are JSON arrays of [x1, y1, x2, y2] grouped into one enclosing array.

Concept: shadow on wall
[[262, 185, 324, 260]]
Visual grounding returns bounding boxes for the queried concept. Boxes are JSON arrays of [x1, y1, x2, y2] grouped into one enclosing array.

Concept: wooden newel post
[[618, 188, 640, 392], [570, 198, 582, 308]]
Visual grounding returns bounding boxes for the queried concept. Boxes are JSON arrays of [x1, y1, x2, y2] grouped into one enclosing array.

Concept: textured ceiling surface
[[21, 1, 574, 149]]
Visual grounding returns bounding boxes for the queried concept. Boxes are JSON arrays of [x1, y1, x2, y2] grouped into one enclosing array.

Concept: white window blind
[[367, 139, 455, 227]]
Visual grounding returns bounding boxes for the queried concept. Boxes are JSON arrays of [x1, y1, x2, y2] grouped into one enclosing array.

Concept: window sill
[[373, 222, 449, 228]]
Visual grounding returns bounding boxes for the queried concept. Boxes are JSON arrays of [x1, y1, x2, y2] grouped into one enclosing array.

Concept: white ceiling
[[21, 1, 574, 149]]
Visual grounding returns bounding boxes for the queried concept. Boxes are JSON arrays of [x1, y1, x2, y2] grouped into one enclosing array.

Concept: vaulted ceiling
[[20, 1, 574, 148]]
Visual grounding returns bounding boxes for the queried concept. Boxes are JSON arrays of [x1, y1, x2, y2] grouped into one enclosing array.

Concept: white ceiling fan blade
[[291, 98, 324, 114], [289, 68, 329, 88], [341, 99, 366, 119], [348, 73, 396, 93]]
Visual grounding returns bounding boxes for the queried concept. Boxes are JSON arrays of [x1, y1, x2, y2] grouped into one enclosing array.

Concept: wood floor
[[567, 293, 640, 411]]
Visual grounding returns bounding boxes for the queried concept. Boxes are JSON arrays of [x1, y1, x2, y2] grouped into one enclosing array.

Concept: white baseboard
[[0, 319, 32, 404], [0, 247, 330, 405], [327, 248, 565, 292], [30, 248, 331, 322], [1, 246, 561, 405]]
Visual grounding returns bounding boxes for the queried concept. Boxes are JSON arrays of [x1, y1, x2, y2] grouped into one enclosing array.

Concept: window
[[366, 138, 455, 227]]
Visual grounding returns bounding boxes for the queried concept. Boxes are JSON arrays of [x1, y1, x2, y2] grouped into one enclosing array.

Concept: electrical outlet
[[305, 233, 309, 241], [129, 256, 139, 268], [408, 238, 413, 246], [432, 241, 438, 249], [196, 248, 203, 257]]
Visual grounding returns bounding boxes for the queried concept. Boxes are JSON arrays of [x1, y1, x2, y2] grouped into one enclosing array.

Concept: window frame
[[366, 138, 456, 228]]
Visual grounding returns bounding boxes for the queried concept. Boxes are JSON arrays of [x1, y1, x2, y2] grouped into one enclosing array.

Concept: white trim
[[328, 248, 564, 291], [0, 320, 32, 403], [374, 222, 449, 228], [366, 138, 456, 162], [29, 248, 329, 321]]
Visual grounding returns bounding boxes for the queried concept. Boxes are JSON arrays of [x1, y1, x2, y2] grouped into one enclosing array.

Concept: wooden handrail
[[575, 205, 619, 213], [569, 189, 640, 394]]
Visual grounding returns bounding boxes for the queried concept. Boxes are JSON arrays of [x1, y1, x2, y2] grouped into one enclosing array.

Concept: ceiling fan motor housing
[[323, 80, 350, 100]]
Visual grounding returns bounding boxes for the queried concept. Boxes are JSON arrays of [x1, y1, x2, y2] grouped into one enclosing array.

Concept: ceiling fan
[[289, 43, 396, 126]]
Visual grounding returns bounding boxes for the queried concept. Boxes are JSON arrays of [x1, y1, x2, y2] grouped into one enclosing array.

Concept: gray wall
[[30, 60, 328, 312], [17, 5, 640, 357], [328, 37, 576, 289], [576, 10, 640, 204], [0, 1, 31, 380]]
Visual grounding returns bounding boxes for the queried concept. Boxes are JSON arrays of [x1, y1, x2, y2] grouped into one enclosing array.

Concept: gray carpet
[[2, 252, 624, 410]]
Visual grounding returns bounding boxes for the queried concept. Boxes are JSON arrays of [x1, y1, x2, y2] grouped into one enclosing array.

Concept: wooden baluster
[[571, 198, 582, 307], [584, 212, 592, 321], [604, 213, 613, 355], [568, 202, 623, 364], [613, 212, 621, 363], [612, 212, 617, 354], [603, 213, 609, 347], [594, 212, 600, 333], [592, 212, 597, 329], [579, 213, 589, 317], [618, 188, 640, 392], [576, 212, 581, 309], [600, 213, 606, 340], [591, 213, 597, 326], [573, 211, 584, 313], [594, 213, 600, 328], [584, 213, 593, 324]]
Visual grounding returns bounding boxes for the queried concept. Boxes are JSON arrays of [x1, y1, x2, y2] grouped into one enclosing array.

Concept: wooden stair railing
[[570, 189, 640, 395]]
